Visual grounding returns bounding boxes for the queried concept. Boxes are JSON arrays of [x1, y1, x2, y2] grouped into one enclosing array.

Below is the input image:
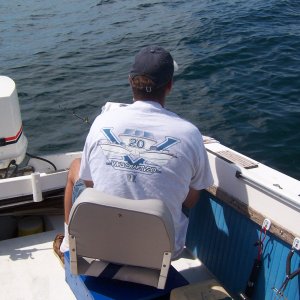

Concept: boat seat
[[67, 188, 175, 289]]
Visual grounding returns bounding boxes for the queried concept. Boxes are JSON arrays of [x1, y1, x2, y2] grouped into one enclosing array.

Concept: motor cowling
[[0, 76, 28, 170]]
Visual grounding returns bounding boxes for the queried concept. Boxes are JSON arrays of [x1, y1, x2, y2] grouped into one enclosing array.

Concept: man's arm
[[183, 188, 201, 209]]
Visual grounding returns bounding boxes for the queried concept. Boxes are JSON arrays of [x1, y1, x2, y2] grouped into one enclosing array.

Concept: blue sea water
[[1, 0, 299, 180]]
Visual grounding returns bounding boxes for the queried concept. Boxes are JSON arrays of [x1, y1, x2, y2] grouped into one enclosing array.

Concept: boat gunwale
[[208, 185, 297, 246]]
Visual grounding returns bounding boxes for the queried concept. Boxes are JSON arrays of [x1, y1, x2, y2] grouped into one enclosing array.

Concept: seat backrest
[[68, 188, 175, 270]]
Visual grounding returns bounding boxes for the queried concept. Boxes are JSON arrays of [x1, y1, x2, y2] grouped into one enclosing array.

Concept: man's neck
[[133, 98, 165, 107]]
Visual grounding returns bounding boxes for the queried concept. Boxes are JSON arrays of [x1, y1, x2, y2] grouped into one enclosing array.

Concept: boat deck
[[0, 215, 75, 300], [0, 215, 213, 300]]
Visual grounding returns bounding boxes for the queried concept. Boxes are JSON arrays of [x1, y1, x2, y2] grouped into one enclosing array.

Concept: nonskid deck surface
[[0, 215, 213, 300], [0, 215, 76, 300]]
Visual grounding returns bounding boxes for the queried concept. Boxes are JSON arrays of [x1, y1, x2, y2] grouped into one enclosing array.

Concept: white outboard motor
[[0, 76, 28, 170]]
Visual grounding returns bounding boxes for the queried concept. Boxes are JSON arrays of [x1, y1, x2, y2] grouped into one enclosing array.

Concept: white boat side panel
[[0, 175, 37, 200], [0, 152, 82, 201], [0, 171, 68, 200], [206, 142, 300, 237]]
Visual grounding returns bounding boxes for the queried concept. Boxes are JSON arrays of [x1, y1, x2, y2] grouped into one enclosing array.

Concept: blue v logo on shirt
[[98, 128, 180, 175]]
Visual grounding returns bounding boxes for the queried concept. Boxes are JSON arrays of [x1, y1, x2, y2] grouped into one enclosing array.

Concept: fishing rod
[[1, 104, 100, 178], [71, 110, 90, 125], [58, 104, 101, 126], [25, 104, 97, 171]]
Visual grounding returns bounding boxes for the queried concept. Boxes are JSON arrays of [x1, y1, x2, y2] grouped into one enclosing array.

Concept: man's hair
[[130, 75, 169, 100]]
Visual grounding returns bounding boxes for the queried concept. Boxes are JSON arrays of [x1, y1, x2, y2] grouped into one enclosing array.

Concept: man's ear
[[165, 80, 173, 95]]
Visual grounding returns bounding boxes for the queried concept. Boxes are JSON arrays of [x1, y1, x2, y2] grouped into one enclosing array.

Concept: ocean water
[[1, 0, 299, 180]]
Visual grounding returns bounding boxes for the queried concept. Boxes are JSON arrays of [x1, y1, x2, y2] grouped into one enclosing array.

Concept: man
[[54, 46, 213, 262]]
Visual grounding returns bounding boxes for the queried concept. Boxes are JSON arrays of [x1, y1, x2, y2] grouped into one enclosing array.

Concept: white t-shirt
[[80, 100, 213, 257]]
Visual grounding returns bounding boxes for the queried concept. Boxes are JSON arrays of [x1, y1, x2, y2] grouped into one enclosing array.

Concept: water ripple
[[1, 0, 299, 179]]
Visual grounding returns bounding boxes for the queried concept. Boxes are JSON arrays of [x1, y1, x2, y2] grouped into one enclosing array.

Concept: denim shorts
[[72, 179, 86, 204]]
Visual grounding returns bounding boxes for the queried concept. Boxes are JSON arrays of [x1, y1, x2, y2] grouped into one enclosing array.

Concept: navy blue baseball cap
[[130, 46, 177, 88]]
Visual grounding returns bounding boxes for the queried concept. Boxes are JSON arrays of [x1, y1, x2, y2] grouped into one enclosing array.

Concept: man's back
[[80, 100, 212, 257], [56, 46, 213, 260]]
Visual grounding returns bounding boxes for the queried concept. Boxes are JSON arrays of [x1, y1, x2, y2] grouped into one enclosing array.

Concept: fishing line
[[71, 110, 90, 125], [20, 104, 100, 174], [58, 104, 99, 126]]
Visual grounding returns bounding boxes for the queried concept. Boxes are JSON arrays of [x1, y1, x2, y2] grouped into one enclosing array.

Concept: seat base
[[65, 252, 189, 300]]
